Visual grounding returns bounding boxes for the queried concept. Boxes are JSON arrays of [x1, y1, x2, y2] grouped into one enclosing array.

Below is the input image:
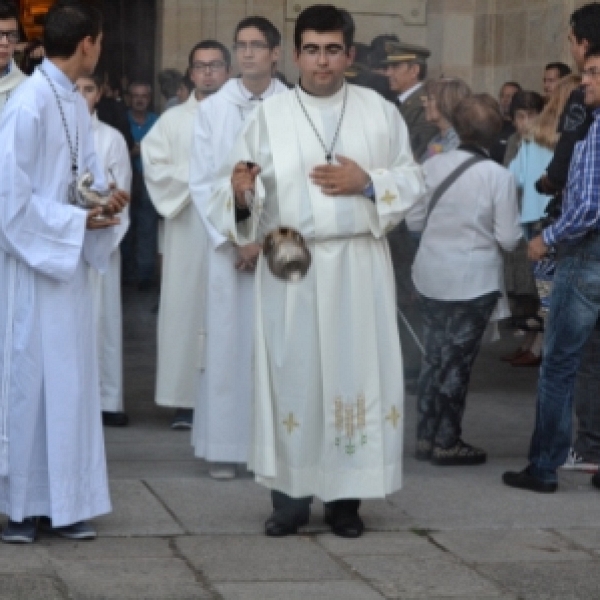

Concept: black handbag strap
[[424, 154, 487, 228]]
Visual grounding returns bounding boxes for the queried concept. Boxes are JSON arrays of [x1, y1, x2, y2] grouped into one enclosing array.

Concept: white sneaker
[[209, 463, 236, 480], [561, 448, 599, 472]]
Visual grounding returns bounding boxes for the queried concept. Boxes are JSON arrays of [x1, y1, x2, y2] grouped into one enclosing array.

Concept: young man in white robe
[[142, 41, 230, 430], [76, 73, 132, 428], [206, 5, 424, 537], [0, 1, 129, 543], [0, 1, 26, 116], [190, 17, 288, 480]]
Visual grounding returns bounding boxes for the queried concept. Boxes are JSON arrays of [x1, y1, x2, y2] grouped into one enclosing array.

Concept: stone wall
[[154, 0, 588, 104]]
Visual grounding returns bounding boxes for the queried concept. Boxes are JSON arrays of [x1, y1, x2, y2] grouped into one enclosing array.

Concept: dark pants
[[270, 491, 359, 518], [417, 292, 499, 449], [121, 171, 158, 283], [528, 233, 600, 482], [573, 320, 600, 462]]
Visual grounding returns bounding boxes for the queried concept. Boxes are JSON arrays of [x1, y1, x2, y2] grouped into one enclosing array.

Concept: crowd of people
[[1, 0, 600, 544]]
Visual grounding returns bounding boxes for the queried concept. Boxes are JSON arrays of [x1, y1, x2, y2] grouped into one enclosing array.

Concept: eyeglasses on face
[[0, 31, 19, 44], [582, 67, 600, 79], [192, 60, 227, 72], [232, 41, 270, 52]]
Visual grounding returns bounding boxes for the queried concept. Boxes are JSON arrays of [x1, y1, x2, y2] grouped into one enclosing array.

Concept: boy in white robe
[[206, 5, 423, 537], [0, 1, 26, 117], [142, 41, 230, 430], [0, 2, 129, 543], [190, 17, 288, 480], [76, 73, 132, 427]]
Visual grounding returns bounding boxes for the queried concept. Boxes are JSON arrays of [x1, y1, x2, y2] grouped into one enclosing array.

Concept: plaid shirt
[[543, 108, 600, 246]]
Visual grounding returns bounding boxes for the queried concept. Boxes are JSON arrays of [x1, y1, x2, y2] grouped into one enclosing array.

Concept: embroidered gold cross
[[385, 406, 401, 429], [226, 198, 232, 211], [227, 230, 235, 242], [381, 190, 397, 205], [283, 412, 299, 434]]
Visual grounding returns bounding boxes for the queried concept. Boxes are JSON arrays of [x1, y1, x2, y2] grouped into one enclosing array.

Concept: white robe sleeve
[[190, 103, 231, 249], [142, 114, 191, 219], [0, 103, 87, 282], [80, 110, 120, 272], [204, 112, 265, 247], [365, 103, 425, 235]]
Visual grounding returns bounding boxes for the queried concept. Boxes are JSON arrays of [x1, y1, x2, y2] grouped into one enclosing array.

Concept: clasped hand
[[310, 155, 369, 196], [232, 162, 262, 208], [86, 188, 130, 230]]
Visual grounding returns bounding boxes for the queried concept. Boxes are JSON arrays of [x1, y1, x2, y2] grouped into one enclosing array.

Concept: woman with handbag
[[406, 94, 522, 466]]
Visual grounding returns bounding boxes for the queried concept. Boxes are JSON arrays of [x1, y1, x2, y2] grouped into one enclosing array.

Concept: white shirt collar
[[398, 81, 423, 104]]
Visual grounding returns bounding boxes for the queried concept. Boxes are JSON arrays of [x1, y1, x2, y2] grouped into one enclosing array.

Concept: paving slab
[[215, 581, 386, 600], [176, 535, 350, 581], [0, 541, 54, 575], [146, 477, 270, 534], [344, 555, 505, 599], [556, 528, 600, 553], [105, 441, 195, 462], [478, 560, 600, 600], [107, 460, 204, 480], [0, 575, 67, 600], [431, 529, 593, 563], [94, 480, 184, 536], [38, 537, 173, 560], [52, 557, 211, 600], [317, 531, 443, 558]]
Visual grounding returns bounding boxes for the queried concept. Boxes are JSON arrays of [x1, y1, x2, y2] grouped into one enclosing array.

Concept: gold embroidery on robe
[[381, 190, 397, 205], [283, 412, 299, 434], [386, 405, 401, 429]]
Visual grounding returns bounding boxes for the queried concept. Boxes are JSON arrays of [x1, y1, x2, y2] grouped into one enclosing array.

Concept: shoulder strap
[[424, 154, 487, 228]]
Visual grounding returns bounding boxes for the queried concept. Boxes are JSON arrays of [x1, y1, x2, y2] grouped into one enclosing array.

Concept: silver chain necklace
[[294, 83, 348, 164], [39, 67, 79, 178]]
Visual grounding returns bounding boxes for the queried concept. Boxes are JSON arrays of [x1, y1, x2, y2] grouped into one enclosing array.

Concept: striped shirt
[[543, 108, 600, 246]]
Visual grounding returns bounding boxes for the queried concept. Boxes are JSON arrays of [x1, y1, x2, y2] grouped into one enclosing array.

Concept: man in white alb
[[190, 17, 288, 480], [0, 1, 129, 543], [0, 1, 25, 117], [76, 72, 132, 428], [205, 5, 423, 537], [142, 41, 230, 429]]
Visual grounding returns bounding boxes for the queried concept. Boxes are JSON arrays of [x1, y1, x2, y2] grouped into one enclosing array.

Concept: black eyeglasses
[[232, 41, 270, 52], [192, 61, 227, 72], [0, 31, 19, 44]]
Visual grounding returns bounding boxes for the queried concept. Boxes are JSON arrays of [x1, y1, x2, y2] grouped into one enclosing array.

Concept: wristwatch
[[362, 176, 375, 201]]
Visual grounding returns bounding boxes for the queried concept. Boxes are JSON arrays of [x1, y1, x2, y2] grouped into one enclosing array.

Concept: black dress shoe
[[324, 500, 364, 538], [502, 466, 557, 493], [102, 411, 129, 427], [591, 472, 600, 490], [264, 510, 309, 537]]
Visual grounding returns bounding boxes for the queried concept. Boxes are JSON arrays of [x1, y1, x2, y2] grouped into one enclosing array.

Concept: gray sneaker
[[39, 517, 96, 540], [171, 409, 193, 430], [1, 518, 37, 544], [561, 448, 599, 473]]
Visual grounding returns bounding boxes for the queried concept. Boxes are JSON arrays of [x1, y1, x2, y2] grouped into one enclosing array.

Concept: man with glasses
[[204, 5, 422, 537], [0, 1, 25, 117], [190, 16, 287, 481], [503, 4, 600, 494], [142, 41, 230, 429]]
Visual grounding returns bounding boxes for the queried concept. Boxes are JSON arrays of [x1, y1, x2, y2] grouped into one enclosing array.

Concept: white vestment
[[0, 60, 26, 118], [0, 60, 113, 526], [206, 84, 424, 500], [142, 93, 207, 408], [190, 78, 288, 463], [89, 113, 132, 413]]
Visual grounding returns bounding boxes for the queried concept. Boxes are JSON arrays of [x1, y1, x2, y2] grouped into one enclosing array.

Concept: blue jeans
[[529, 232, 600, 482]]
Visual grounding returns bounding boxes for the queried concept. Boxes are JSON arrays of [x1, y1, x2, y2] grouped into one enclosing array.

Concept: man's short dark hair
[[508, 90, 544, 120], [188, 40, 231, 69], [501, 81, 522, 94], [129, 81, 152, 93], [545, 62, 572, 78], [234, 16, 281, 49], [452, 94, 503, 150], [294, 4, 354, 52], [43, 0, 102, 59], [157, 68, 182, 100], [570, 2, 600, 47], [0, 0, 18, 20], [585, 43, 600, 61]]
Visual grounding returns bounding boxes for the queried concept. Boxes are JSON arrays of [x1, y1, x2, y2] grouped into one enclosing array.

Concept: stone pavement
[[2, 290, 600, 600]]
